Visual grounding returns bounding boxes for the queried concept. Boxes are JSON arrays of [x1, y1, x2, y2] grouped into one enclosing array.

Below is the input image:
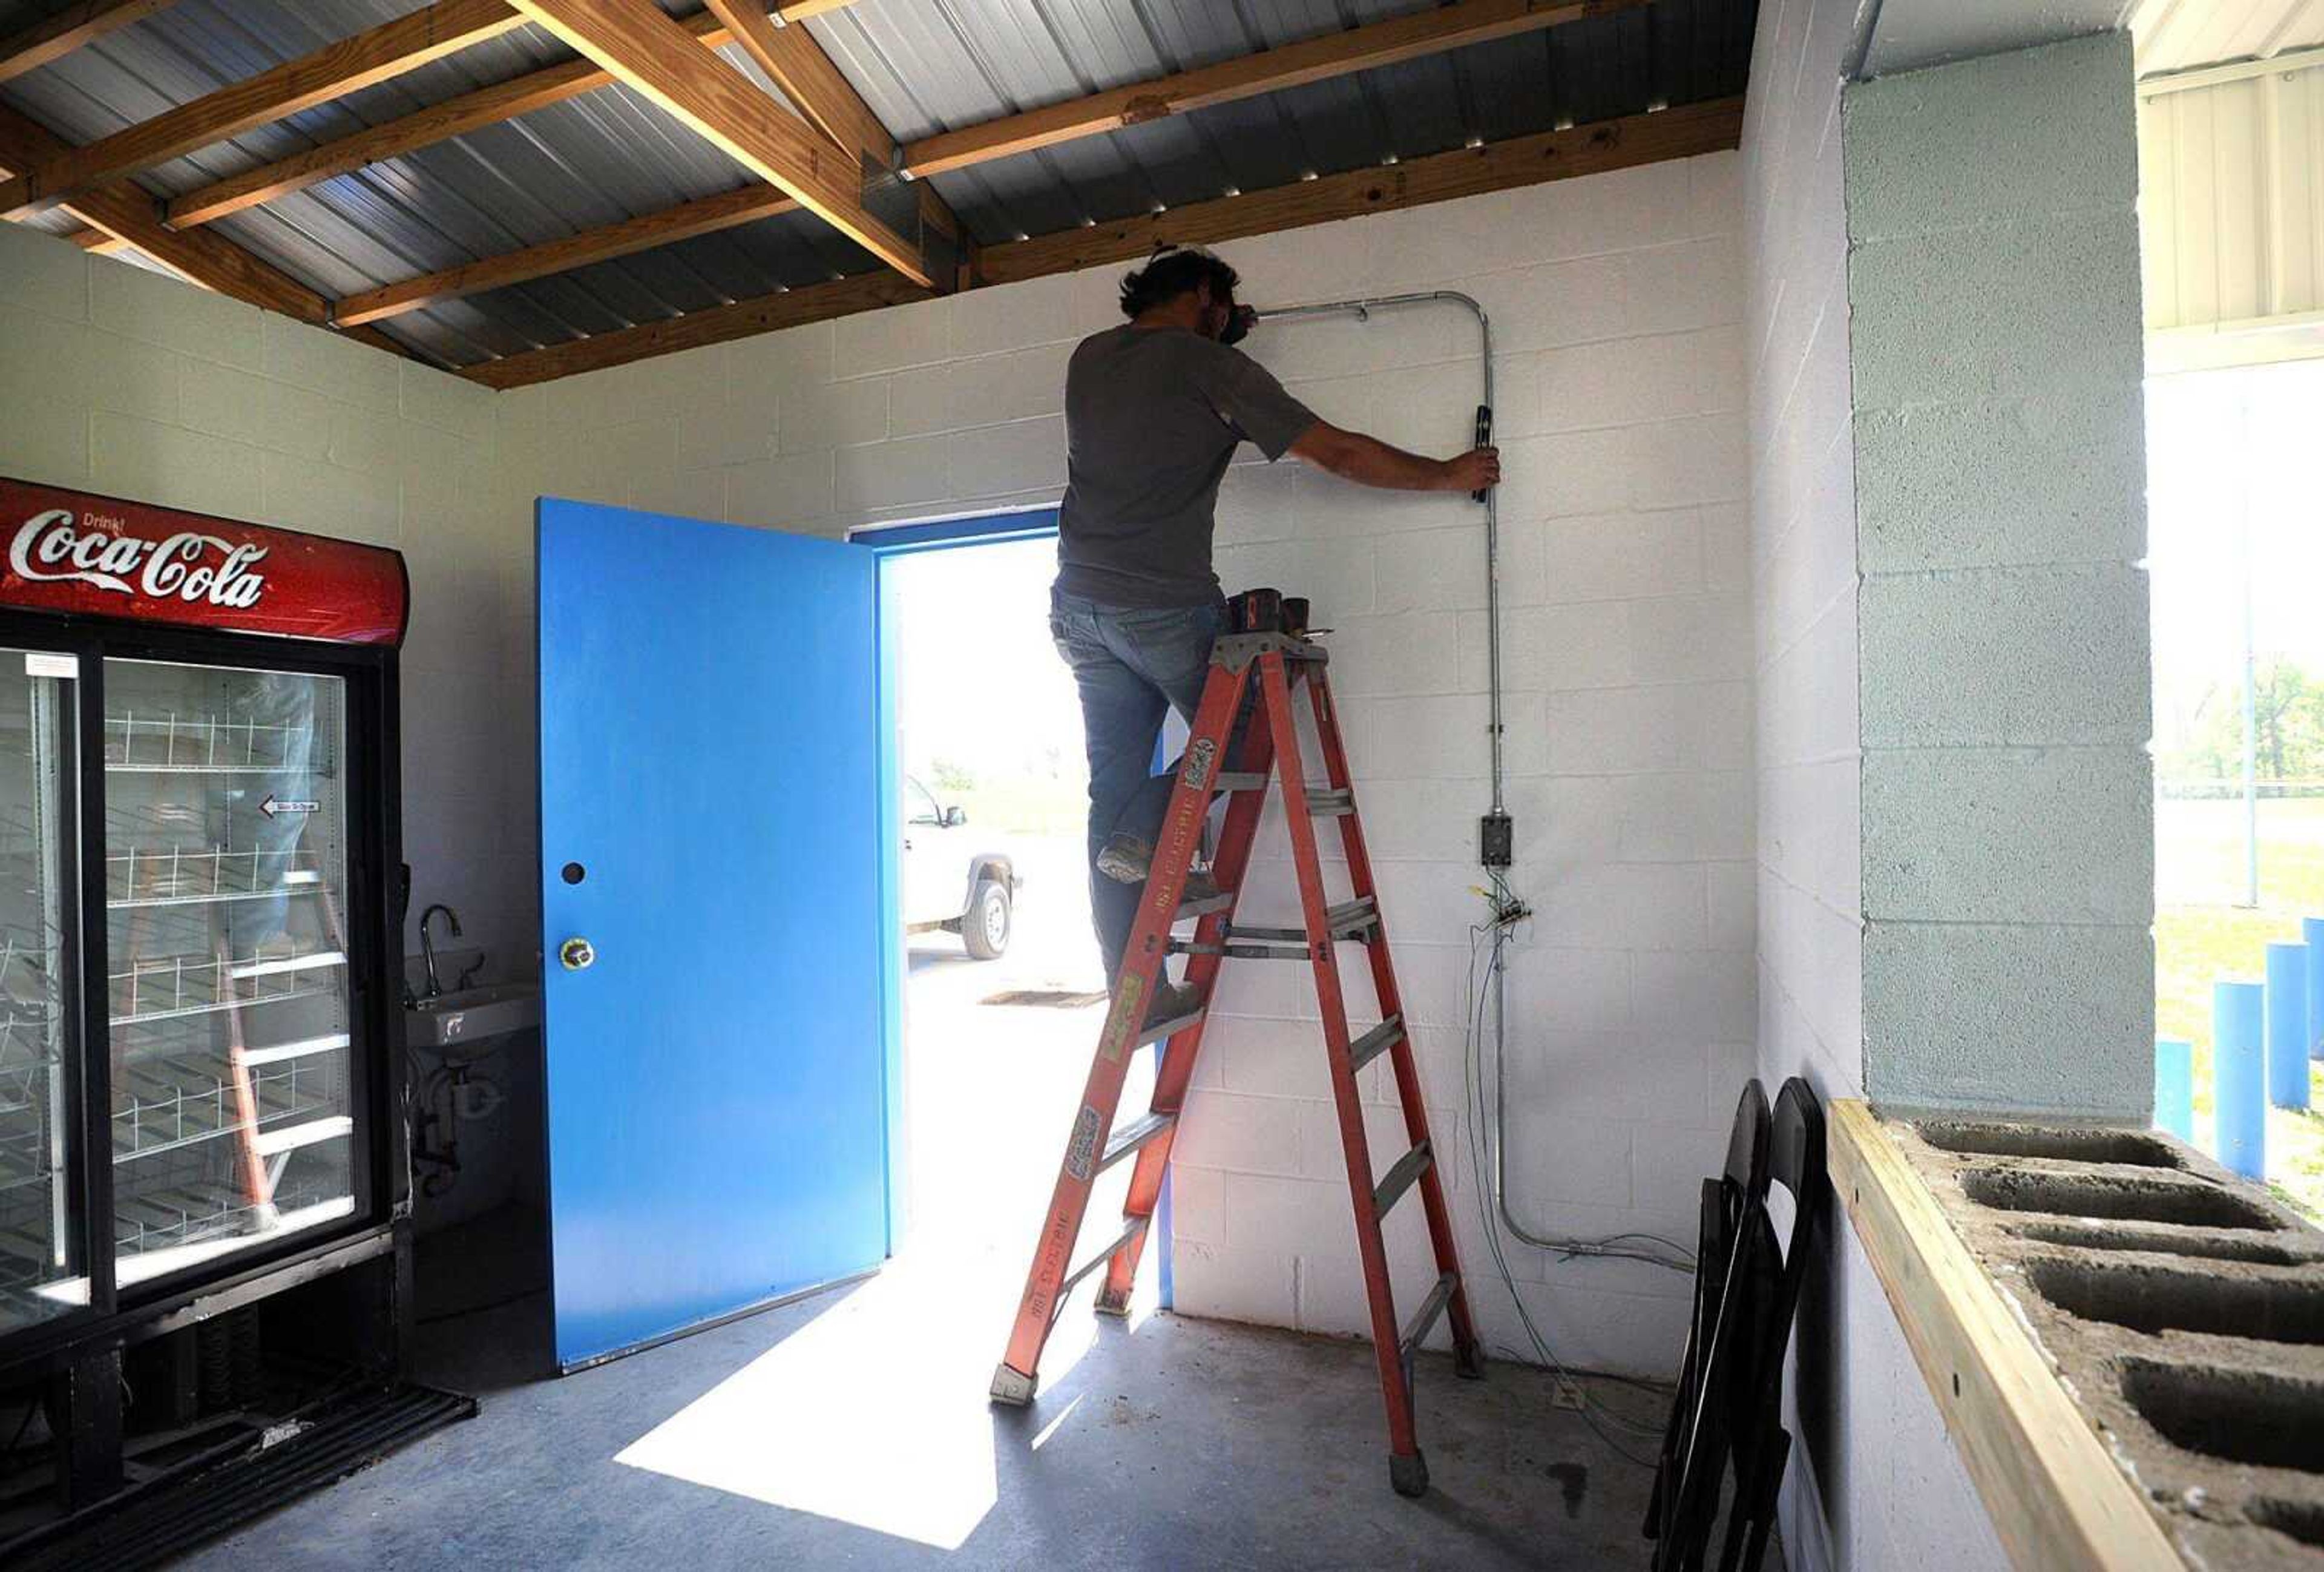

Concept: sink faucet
[[419, 904, 461, 999]]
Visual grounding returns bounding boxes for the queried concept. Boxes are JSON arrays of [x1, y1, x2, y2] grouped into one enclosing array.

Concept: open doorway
[[2148, 361, 2324, 1215], [866, 513, 1162, 1301]]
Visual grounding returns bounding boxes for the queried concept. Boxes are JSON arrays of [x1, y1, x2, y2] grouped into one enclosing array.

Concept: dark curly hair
[[1118, 246, 1238, 319]]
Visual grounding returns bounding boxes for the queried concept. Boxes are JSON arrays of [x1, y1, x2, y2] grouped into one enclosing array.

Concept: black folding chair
[[1643, 1079, 1770, 1571], [1713, 1077, 1827, 1572]]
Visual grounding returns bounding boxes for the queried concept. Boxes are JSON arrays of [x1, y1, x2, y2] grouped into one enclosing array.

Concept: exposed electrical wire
[[1459, 907, 1669, 1468], [1471, 878, 1695, 1275]]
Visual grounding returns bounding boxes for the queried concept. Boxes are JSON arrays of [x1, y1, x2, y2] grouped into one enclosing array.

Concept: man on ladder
[[1011, 244, 1500, 1496], [1051, 243, 1499, 1013]]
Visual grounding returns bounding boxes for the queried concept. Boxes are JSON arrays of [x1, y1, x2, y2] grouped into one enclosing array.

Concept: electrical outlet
[[1480, 811, 1513, 868], [1551, 1378, 1586, 1411]]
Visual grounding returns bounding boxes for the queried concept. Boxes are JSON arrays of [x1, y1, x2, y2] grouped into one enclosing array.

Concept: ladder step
[[1174, 889, 1236, 921], [1212, 771, 1268, 794], [1137, 1001, 1205, 1046], [1307, 788, 1354, 817], [1348, 1016, 1404, 1074], [1169, 938, 1309, 961], [1399, 1271, 1459, 1364], [1058, 1216, 1147, 1301], [1100, 1110, 1178, 1172], [1223, 897, 1377, 949], [1373, 1139, 1433, 1219]]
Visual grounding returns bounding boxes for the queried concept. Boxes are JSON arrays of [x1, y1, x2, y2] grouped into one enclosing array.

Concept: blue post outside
[[2216, 981, 2267, 1180], [2270, 942, 2311, 1110], [2153, 1039, 2194, 1143], [2306, 916, 2324, 1061]]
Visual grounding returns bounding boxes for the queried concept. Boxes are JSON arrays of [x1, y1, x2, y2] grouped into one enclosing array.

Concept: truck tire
[[963, 876, 1011, 960]]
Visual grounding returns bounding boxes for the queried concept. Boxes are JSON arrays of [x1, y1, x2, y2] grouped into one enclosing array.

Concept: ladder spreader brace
[[988, 631, 1484, 1498]]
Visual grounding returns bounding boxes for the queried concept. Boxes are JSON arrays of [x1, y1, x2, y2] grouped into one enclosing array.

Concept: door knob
[[559, 936, 596, 972]]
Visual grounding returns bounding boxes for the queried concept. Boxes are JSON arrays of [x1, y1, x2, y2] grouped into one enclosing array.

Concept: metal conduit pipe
[[1254, 293, 1669, 1268], [1252, 291, 1504, 813]]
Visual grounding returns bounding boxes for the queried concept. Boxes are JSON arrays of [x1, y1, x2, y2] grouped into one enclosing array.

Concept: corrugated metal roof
[[2132, 0, 2324, 76], [0, 0, 1754, 371]]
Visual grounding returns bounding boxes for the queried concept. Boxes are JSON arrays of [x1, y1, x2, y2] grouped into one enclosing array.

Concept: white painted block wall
[[0, 157, 1759, 1373], [1744, 5, 2145, 1570], [0, 223, 540, 1226], [496, 155, 1758, 1376]]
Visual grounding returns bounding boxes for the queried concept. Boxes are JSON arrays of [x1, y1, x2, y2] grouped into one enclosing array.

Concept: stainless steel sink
[[404, 983, 540, 1053]]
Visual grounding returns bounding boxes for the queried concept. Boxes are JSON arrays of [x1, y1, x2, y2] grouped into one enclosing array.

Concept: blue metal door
[[536, 498, 887, 1371]]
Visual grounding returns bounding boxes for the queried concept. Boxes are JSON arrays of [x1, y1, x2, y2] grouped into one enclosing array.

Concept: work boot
[[1096, 834, 1225, 907], [1095, 832, 1153, 884]]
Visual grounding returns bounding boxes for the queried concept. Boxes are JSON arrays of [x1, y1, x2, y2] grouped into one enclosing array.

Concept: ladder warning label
[[1066, 1104, 1103, 1180], [1100, 973, 1143, 1062]]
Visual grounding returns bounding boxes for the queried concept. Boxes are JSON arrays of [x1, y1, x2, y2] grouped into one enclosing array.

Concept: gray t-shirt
[[1055, 324, 1319, 608]]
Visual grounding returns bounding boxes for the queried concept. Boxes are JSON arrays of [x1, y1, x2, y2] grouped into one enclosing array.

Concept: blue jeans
[[1049, 588, 1227, 985]]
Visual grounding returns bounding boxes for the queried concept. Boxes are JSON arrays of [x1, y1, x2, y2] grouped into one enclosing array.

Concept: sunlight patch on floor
[[614, 1243, 1157, 1550]]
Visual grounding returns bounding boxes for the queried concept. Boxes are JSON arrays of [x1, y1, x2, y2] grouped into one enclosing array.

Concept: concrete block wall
[[0, 223, 540, 1226], [0, 156, 1761, 1376], [1746, 10, 2154, 1571], [496, 156, 1757, 1376], [1845, 31, 2152, 1116], [1750, 0, 1869, 1121]]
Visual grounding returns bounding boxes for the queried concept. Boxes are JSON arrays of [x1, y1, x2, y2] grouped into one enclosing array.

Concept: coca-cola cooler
[[0, 477, 430, 1541]]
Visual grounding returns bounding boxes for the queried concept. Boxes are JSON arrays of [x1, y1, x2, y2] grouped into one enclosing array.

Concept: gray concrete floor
[[183, 1207, 1673, 1570], [184, 876, 1683, 1570]]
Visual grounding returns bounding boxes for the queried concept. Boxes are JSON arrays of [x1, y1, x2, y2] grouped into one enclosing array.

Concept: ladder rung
[[1175, 889, 1235, 921], [1170, 938, 1310, 961], [1307, 788, 1354, 817], [1348, 1016, 1403, 1073], [1212, 771, 1268, 793], [1399, 1271, 1458, 1364], [1373, 1139, 1433, 1218], [1100, 1110, 1179, 1172], [1058, 1216, 1147, 1301], [1324, 897, 1380, 938], [1138, 1001, 1205, 1045]]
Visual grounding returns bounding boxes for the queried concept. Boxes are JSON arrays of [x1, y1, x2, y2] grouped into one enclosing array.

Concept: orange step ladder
[[989, 628, 1483, 1496]]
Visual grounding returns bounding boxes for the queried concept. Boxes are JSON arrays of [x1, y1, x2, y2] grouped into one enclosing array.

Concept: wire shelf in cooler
[[103, 708, 326, 776], [112, 1052, 342, 1164], [110, 941, 347, 1027], [0, 1098, 56, 1195], [108, 842, 329, 910], [116, 1173, 355, 1284]]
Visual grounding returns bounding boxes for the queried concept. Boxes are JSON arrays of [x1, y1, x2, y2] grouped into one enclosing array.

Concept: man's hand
[[1440, 446, 1500, 495], [1290, 423, 1506, 494]]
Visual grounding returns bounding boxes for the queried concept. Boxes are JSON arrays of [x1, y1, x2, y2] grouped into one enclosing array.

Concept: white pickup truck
[[901, 774, 1023, 959]]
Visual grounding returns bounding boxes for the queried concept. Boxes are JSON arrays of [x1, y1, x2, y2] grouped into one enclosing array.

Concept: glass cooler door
[[0, 648, 88, 1332], [103, 659, 361, 1289]]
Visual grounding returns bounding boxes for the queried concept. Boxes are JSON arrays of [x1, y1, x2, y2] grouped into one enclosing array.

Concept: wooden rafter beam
[[975, 96, 1744, 286], [459, 97, 1743, 389], [507, 0, 931, 287], [163, 0, 862, 231], [65, 223, 135, 255], [0, 0, 179, 85], [461, 269, 928, 389], [901, 0, 1653, 180], [333, 182, 799, 325], [704, 0, 891, 166], [330, 0, 963, 330], [0, 0, 528, 219], [0, 102, 407, 357]]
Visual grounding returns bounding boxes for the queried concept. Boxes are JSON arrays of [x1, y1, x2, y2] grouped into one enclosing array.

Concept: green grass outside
[[2156, 797, 2324, 1220], [916, 771, 1088, 840]]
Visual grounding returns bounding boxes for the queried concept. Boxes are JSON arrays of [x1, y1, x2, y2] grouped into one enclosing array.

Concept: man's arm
[[1288, 420, 1500, 494]]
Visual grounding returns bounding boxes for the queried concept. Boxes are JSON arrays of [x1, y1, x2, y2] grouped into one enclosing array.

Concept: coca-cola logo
[[8, 509, 269, 609]]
